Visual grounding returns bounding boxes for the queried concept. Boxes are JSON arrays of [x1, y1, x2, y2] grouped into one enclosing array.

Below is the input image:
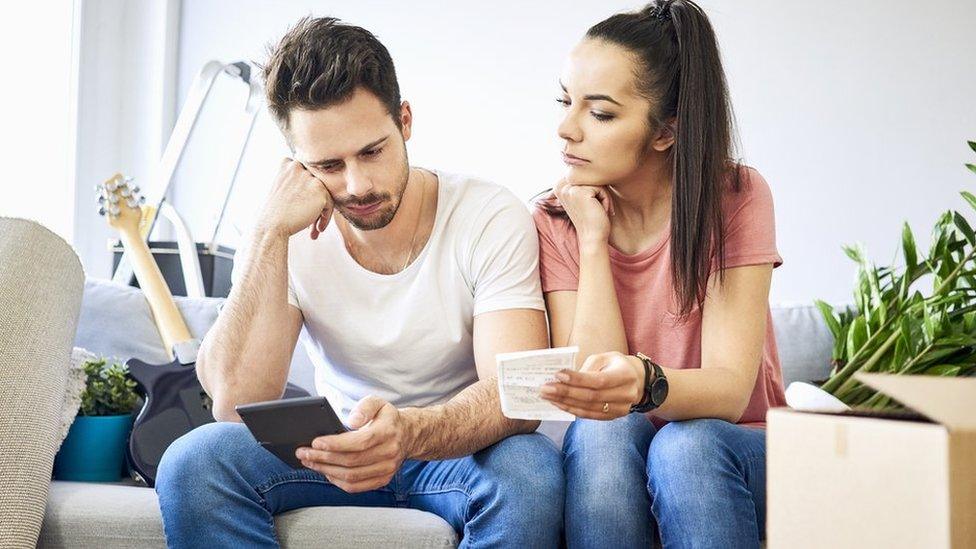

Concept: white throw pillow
[[58, 347, 95, 445]]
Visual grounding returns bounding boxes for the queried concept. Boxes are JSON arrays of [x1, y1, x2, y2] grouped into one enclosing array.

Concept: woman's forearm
[[568, 241, 630, 366], [650, 365, 756, 423]]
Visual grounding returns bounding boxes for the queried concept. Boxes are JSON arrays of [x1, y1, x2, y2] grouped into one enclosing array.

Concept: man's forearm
[[198, 228, 293, 415], [399, 378, 538, 461]]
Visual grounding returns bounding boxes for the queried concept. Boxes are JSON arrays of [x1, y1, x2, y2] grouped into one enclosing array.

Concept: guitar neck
[[117, 227, 193, 360]]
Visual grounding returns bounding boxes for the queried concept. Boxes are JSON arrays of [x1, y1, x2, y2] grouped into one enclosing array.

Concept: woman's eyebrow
[[559, 81, 623, 106]]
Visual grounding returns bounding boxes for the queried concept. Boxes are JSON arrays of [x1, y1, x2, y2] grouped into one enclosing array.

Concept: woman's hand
[[540, 351, 644, 420], [553, 178, 613, 245]]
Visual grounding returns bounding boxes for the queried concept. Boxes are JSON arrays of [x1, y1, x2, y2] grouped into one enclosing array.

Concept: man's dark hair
[[261, 16, 402, 131]]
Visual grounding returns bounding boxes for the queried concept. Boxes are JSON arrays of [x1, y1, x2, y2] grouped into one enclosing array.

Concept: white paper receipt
[[496, 346, 579, 421]]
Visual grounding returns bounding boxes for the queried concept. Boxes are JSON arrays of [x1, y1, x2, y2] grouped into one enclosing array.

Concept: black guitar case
[[126, 357, 309, 487]]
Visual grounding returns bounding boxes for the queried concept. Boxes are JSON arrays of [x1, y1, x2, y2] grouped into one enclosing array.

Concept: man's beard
[[334, 165, 410, 231]]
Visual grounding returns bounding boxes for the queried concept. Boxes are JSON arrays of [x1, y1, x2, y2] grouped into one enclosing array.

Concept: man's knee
[[476, 433, 564, 513], [156, 421, 256, 494]]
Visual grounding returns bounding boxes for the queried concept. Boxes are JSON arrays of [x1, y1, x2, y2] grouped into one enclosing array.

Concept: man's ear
[[650, 117, 676, 152], [399, 101, 413, 141]]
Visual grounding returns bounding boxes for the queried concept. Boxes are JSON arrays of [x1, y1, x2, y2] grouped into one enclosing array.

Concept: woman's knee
[[563, 415, 656, 464], [646, 418, 733, 487]]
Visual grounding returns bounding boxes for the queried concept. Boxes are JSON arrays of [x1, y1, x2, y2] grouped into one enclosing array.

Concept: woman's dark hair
[[542, 0, 742, 318]]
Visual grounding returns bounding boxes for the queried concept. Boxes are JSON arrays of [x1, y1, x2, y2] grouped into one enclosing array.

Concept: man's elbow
[[515, 419, 541, 434], [211, 398, 243, 423]]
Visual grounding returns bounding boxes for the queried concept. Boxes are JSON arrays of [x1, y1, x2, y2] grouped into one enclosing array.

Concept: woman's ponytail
[[587, 0, 741, 317]]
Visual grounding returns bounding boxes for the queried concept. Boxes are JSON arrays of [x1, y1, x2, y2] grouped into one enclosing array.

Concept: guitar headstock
[[96, 174, 145, 233]]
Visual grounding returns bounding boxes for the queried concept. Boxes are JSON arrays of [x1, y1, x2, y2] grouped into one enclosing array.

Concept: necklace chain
[[342, 168, 430, 273], [402, 169, 429, 271]]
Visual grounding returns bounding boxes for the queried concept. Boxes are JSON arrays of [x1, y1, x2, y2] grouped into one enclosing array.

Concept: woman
[[534, 1, 786, 548]]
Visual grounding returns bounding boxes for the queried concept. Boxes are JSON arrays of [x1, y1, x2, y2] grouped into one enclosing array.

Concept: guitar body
[[126, 357, 309, 486]]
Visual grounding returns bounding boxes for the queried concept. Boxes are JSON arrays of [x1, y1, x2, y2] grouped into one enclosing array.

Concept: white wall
[[165, 1, 976, 305], [0, 2, 74, 239], [70, 0, 181, 279]]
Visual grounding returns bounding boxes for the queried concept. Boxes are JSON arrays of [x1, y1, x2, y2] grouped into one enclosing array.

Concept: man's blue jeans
[[155, 422, 564, 548], [563, 415, 766, 549]]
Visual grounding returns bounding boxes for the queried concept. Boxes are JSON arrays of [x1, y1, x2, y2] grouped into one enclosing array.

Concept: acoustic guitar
[[97, 173, 308, 486]]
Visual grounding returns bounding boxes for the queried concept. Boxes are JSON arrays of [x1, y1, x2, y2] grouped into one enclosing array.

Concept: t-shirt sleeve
[[718, 168, 784, 272], [226, 229, 301, 311], [532, 205, 580, 293], [467, 189, 546, 316]]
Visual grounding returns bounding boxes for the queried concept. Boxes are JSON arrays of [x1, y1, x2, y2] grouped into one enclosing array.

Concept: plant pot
[[53, 413, 134, 482]]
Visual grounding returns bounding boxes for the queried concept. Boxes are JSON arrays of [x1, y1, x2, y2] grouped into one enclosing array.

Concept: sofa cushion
[[770, 303, 837, 387], [40, 481, 457, 548], [74, 278, 316, 393]]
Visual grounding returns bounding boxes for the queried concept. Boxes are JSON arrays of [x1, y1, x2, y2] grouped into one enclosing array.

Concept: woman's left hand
[[540, 351, 644, 420]]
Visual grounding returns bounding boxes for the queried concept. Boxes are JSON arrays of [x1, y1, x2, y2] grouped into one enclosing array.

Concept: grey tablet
[[236, 396, 348, 468]]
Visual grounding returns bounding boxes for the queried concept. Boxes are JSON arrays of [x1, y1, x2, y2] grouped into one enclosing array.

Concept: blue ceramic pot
[[53, 414, 134, 482]]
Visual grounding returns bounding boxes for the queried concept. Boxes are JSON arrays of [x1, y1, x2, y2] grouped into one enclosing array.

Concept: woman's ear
[[650, 117, 677, 152]]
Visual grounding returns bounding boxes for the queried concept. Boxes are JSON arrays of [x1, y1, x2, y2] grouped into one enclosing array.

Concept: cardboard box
[[767, 373, 976, 548]]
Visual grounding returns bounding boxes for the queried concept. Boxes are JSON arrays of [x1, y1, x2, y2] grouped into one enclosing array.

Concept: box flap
[[855, 373, 976, 432]]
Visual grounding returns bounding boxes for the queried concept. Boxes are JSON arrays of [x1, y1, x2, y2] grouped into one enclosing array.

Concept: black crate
[[111, 241, 236, 298]]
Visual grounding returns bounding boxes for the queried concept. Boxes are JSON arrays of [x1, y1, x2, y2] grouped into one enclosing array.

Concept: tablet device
[[236, 396, 348, 469]]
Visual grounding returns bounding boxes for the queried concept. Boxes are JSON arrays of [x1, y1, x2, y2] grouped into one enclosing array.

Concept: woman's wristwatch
[[630, 352, 669, 413]]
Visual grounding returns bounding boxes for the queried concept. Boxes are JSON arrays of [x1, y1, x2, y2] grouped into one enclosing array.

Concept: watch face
[[651, 378, 669, 406]]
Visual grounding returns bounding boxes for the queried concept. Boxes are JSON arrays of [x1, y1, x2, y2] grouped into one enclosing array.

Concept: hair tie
[[648, 0, 675, 21]]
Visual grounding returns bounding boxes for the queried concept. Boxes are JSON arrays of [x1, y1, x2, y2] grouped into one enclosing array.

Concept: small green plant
[[816, 140, 976, 410], [79, 358, 139, 416]]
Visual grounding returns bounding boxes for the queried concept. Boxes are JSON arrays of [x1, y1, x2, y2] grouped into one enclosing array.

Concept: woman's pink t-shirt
[[532, 167, 786, 427]]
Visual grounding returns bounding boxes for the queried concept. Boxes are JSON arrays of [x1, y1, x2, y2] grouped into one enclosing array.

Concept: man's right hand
[[257, 158, 334, 239]]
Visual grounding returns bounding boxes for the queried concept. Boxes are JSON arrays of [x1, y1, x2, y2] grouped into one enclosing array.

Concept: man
[[154, 16, 563, 548]]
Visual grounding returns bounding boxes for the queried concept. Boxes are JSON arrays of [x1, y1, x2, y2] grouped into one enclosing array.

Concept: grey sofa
[[37, 278, 836, 548]]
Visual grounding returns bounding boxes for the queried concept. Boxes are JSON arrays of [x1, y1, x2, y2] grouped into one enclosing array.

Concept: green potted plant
[[53, 357, 139, 481], [807, 141, 976, 410]]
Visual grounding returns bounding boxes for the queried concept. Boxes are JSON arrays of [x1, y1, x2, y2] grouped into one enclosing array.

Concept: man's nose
[[344, 165, 374, 197]]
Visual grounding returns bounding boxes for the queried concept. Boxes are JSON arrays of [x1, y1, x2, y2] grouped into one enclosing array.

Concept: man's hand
[[257, 158, 334, 240], [294, 395, 409, 493]]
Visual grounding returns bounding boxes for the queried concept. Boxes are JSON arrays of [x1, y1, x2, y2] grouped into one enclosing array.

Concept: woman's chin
[[564, 169, 609, 188]]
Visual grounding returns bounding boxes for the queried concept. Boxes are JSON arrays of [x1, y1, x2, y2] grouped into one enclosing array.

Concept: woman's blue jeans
[[154, 422, 564, 548], [563, 415, 767, 549]]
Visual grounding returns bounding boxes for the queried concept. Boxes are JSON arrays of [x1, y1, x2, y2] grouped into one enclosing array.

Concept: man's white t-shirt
[[237, 169, 545, 418]]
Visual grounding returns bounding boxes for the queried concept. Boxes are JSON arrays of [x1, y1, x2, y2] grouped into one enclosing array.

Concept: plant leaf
[[925, 364, 962, 376], [962, 191, 976, 212], [953, 212, 976, 246], [902, 222, 918, 272], [815, 300, 842, 340]]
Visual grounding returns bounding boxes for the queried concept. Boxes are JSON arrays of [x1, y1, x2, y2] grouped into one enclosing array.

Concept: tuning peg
[[120, 187, 131, 197], [139, 196, 146, 204], [96, 195, 105, 204], [131, 185, 140, 194], [97, 206, 106, 216], [126, 198, 138, 208], [124, 176, 134, 183], [94, 184, 103, 193], [110, 205, 120, 216], [108, 195, 119, 204], [106, 181, 118, 192]]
